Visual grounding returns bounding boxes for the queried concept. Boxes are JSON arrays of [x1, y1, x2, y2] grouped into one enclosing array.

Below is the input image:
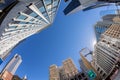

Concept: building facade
[[63, 0, 120, 15], [49, 65, 60, 80], [94, 14, 120, 41], [94, 21, 111, 41], [93, 16, 120, 79], [0, 0, 60, 61], [79, 48, 101, 80], [62, 58, 78, 79], [49, 58, 88, 80], [1, 54, 22, 75]]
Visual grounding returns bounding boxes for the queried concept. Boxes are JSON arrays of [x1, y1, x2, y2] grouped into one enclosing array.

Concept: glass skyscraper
[[0, 0, 60, 61], [1, 54, 22, 75], [94, 14, 119, 41], [94, 21, 111, 41], [63, 0, 120, 15]]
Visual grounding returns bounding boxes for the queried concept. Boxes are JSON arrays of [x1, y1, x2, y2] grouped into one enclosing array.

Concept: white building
[[93, 16, 120, 79], [1, 54, 22, 75], [0, 0, 61, 60]]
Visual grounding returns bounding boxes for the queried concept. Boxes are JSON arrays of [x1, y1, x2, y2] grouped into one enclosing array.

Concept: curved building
[[0, 0, 60, 61]]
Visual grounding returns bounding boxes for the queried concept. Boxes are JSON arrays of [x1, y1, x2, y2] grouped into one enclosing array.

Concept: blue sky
[[0, 1, 117, 80]]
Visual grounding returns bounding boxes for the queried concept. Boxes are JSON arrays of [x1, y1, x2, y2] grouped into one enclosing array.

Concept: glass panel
[[53, 0, 58, 7], [39, 6, 45, 12], [29, 12, 38, 17], [44, 0, 52, 5], [19, 22, 27, 24], [17, 14, 27, 20]]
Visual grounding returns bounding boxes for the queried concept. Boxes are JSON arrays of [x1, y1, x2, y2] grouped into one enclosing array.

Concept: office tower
[[94, 21, 111, 41], [62, 58, 78, 79], [49, 64, 60, 80], [0, 70, 13, 80], [49, 58, 88, 80], [93, 16, 120, 79], [63, 0, 119, 15], [0, 0, 60, 61], [79, 48, 101, 80], [94, 14, 119, 41], [1, 54, 22, 75]]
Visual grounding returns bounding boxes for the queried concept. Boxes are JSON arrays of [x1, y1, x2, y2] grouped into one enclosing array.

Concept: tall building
[[0, 0, 60, 61], [62, 58, 78, 79], [93, 16, 120, 79], [79, 48, 101, 80], [94, 14, 120, 41], [63, 0, 119, 15], [1, 54, 22, 75], [49, 58, 88, 80], [49, 64, 60, 80], [94, 21, 111, 41]]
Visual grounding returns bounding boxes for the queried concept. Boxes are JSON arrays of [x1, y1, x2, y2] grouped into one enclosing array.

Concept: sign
[[87, 70, 96, 79]]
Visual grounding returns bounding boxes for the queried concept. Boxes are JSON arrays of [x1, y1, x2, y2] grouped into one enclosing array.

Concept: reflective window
[[29, 12, 38, 17], [17, 14, 27, 20], [39, 6, 45, 13]]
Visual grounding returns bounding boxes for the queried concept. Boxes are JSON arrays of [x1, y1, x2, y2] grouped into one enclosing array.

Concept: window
[[29, 12, 38, 17], [17, 14, 27, 20], [103, 73, 106, 77]]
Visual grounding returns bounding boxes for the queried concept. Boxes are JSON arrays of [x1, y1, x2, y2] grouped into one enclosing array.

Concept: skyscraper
[[49, 64, 60, 80], [0, 0, 60, 61], [1, 54, 22, 75], [49, 58, 88, 80], [63, 0, 119, 15], [79, 48, 101, 80], [93, 16, 120, 79], [62, 58, 78, 79], [94, 21, 111, 41], [94, 14, 120, 41]]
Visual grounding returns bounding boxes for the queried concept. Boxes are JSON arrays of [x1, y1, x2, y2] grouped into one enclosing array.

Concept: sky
[[0, 1, 117, 80]]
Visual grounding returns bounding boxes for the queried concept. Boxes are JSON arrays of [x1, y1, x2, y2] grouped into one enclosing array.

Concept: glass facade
[[63, 0, 81, 15], [94, 21, 111, 41], [0, 0, 60, 60], [1, 54, 22, 75], [63, 0, 120, 15]]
